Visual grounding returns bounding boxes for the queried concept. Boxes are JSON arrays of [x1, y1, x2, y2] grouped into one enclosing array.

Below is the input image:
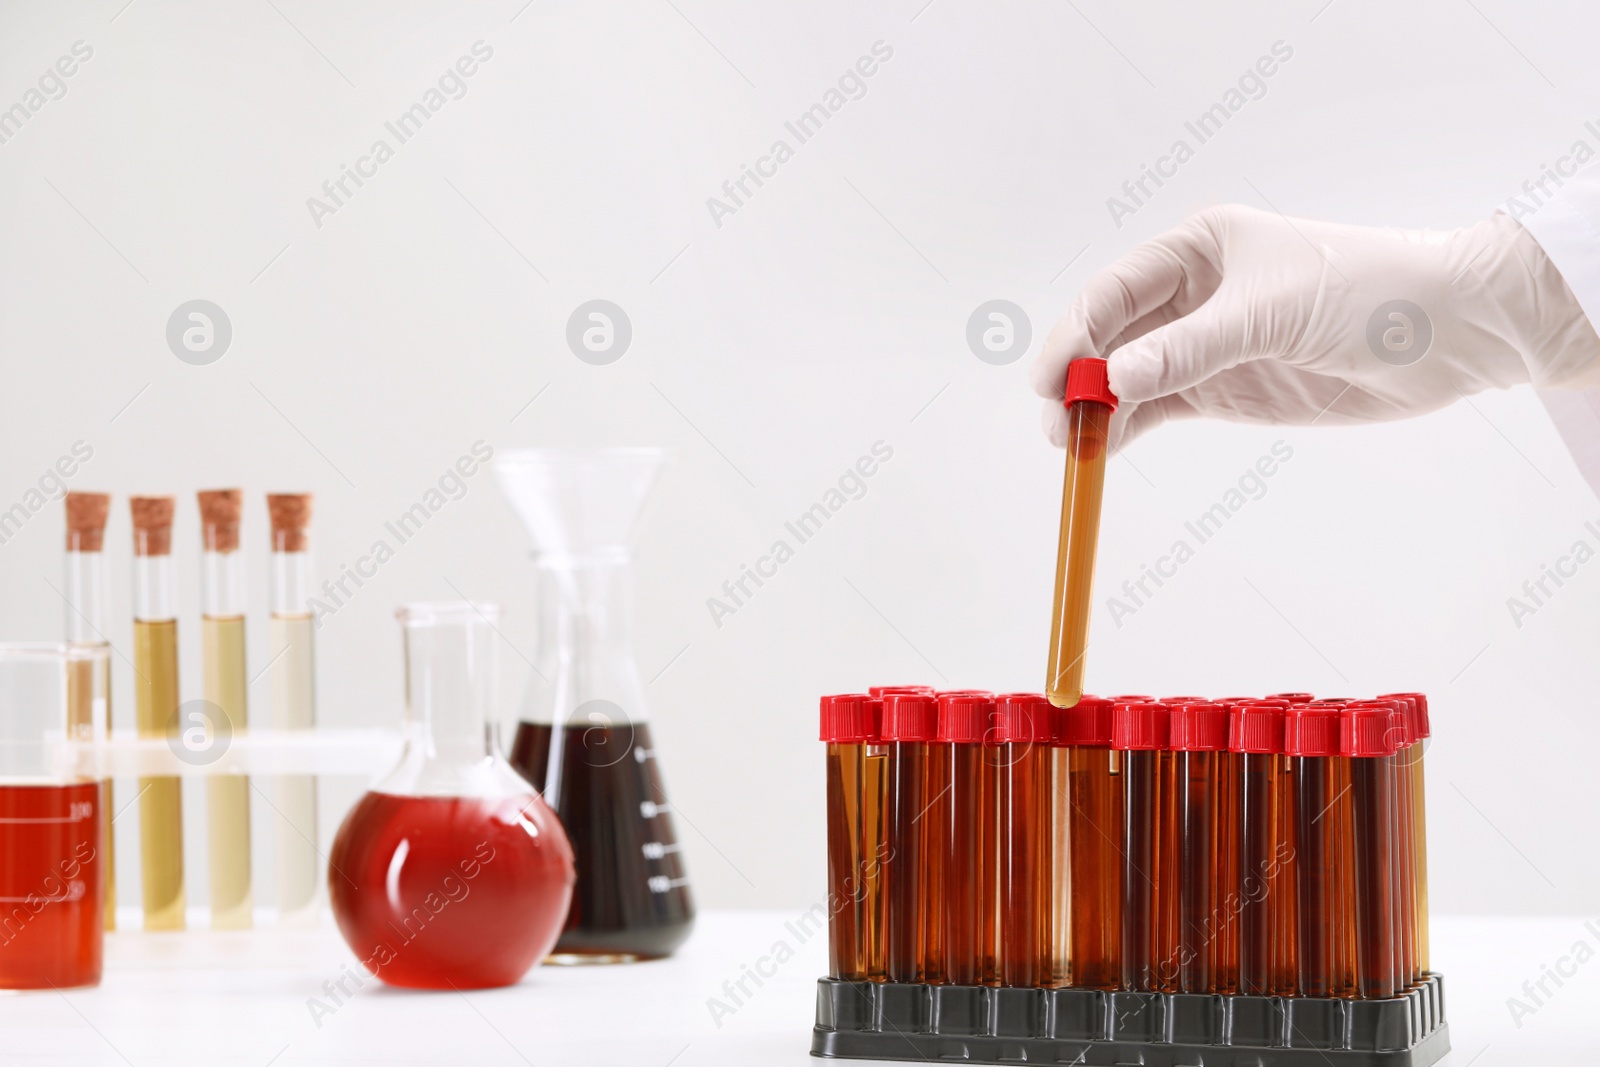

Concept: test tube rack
[[813, 690, 1449, 1067]]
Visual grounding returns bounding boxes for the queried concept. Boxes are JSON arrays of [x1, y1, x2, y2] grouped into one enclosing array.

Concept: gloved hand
[[1031, 206, 1600, 448]]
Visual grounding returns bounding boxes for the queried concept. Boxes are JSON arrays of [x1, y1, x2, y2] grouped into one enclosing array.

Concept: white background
[[0, 0, 1597, 930]]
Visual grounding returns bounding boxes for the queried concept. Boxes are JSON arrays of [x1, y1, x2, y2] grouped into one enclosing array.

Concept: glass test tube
[[1171, 702, 1230, 994], [1115, 701, 1177, 992], [1360, 699, 1416, 989], [937, 694, 994, 986], [64, 492, 116, 932], [1061, 696, 1120, 989], [1344, 706, 1397, 999], [822, 695, 873, 980], [1048, 701, 1070, 987], [882, 693, 938, 983], [1382, 692, 1430, 977], [198, 490, 252, 929], [268, 494, 320, 927], [995, 694, 1052, 988], [1286, 705, 1343, 998], [862, 698, 889, 980], [1232, 702, 1295, 996], [922, 690, 987, 984], [130, 496, 185, 930], [1045, 358, 1118, 708]]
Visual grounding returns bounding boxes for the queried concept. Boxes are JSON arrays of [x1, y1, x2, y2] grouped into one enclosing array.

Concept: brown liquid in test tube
[[1115, 701, 1177, 992], [1046, 360, 1117, 709], [1232, 701, 1297, 996], [933, 694, 996, 986], [862, 699, 890, 980], [1286, 705, 1343, 997], [130, 496, 185, 930], [821, 695, 874, 980], [882, 693, 939, 983], [1170, 702, 1230, 994], [995, 695, 1052, 987], [1344, 705, 1398, 999], [1060, 697, 1121, 990], [65, 492, 116, 932], [1381, 692, 1431, 979]]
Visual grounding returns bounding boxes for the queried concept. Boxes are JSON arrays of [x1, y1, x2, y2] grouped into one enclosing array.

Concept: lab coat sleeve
[[1516, 165, 1600, 498]]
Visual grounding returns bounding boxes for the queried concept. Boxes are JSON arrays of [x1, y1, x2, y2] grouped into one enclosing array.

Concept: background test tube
[[862, 699, 889, 980], [268, 494, 320, 927], [198, 490, 252, 930], [1344, 705, 1398, 999], [1381, 692, 1431, 978], [995, 694, 1052, 987], [1231, 701, 1294, 996], [937, 692, 994, 986], [1060, 696, 1120, 990], [821, 694, 873, 980], [1286, 704, 1343, 998], [1045, 358, 1118, 709], [1115, 701, 1175, 992], [882, 693, 938, 983], [130, 496, 185, 931], [1170, 701, 1229, 994], [64, 492, 116, 932]]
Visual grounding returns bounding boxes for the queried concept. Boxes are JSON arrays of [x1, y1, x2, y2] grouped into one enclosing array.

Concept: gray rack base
[[812, 974, 1449, 1066]]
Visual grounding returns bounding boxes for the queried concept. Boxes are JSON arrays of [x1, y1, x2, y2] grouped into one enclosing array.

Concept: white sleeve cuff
[[1510, 166, 1600, 338]]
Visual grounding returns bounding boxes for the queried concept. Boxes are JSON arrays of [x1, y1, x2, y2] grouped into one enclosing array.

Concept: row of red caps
[[820, 689, 1430, 759]]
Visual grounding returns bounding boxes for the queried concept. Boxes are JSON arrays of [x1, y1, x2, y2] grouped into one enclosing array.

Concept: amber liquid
[[943, 744, 992, 986], [863, 745, 889, 979], [1330, 756, 1359, 997], [1351, 756, 1396, 999], [1000, 742, 1050, 987], [133, 618, 185, 931], [1238, 753, 1287, 995], [1050, 746, 1071, 986], [203, 615, 252, 929], [1393, 748, 1417, 987], [825, 743, 869, 980], [886, 741, 930, 982], [1177, 750, 1221, 993], [1295, 756, 1334, 996], [1411, 749, 1429, 975], [1121, 749, 1178, 992], [1067, 747, 1121, 989], [1046, 402, 1110, 708], [0, 782, 102, 989], [1213, 751, 1240, 994], [511, 722, 693, 960], [922, 742, 951, 984]]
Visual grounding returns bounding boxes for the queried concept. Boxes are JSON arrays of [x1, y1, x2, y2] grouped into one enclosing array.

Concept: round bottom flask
[[328, 603, 574, 990]]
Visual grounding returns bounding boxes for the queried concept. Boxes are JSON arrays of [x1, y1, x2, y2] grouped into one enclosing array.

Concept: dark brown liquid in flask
[[512, 720, 693, 960]]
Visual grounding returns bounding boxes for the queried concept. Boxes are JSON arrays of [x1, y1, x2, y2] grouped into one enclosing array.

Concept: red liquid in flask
[[328, 791, 574, 989], [0, 782, 102, 990]]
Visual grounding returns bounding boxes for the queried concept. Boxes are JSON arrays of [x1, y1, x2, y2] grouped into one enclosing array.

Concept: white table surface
[[3, 912, 1595, 1065]]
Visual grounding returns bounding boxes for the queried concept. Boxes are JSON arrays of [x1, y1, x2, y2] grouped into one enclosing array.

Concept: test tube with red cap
[[882, 692, 939, 983], [1045, 358, 1118, 709], [862, 697, 890, 979], [1170, 701, 1232, 994], [821, 694, 873, 980], [1231, 700, 1297, 995], [1343, 704, 1398, 999], [1115, 701, 1177, 992], [1380, 691, 1431, 980], [937, 692, 996, 986], [1059, 696, 1120, 989], [1286, 704, 1345, 997], [995, 694, 1053, 987]]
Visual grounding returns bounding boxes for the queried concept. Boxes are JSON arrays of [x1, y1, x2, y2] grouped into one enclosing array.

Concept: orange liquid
[[886, 742, 929, 982], [1351, 758, 1396, 999], [943, 744, 991, 985], [1000, 742, 1050, 987], [328, 792, 575, 989], [922, 742, 951, 983], [825, 743, 869, 980], [1046, 403, 1110, 708], [0, 782, 102, 989]]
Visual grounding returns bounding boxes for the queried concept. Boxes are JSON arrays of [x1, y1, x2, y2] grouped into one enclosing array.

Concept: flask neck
[[527, 552, 648, 729]]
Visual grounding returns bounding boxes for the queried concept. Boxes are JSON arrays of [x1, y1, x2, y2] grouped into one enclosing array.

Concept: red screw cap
[[1268, 692, 1315, 704], [1284, 705, 1341, 757], [1064, 357, 1119, 411], [820, 694, 872, 743], [1379, 692, 1430, 741], [1057, 696, 1115, 747], [1113, 701, 1170, 751], [1169, 702, 1229, 751], [1342, 706, 1400, 758], [993, 693, 1054, 744], [937, 693, 994, 744], [869, 685, 934, 698], [1230, 703, 1286, 754], [881, 693, 939, 742]]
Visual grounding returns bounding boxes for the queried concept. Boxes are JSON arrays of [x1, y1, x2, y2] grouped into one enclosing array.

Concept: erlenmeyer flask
[[327, 603, 575, 989], [494, 448, 695, 963]]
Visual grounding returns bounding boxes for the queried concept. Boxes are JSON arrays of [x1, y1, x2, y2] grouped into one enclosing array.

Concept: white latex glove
[[1032, 206, 1600, 448]]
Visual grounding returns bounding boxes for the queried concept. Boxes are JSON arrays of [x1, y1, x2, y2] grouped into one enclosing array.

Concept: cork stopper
[[267, 493, 313, 552], [130, 496, 175, 556], [65, 492, 110, 552], [197, 489, 243, 552]]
